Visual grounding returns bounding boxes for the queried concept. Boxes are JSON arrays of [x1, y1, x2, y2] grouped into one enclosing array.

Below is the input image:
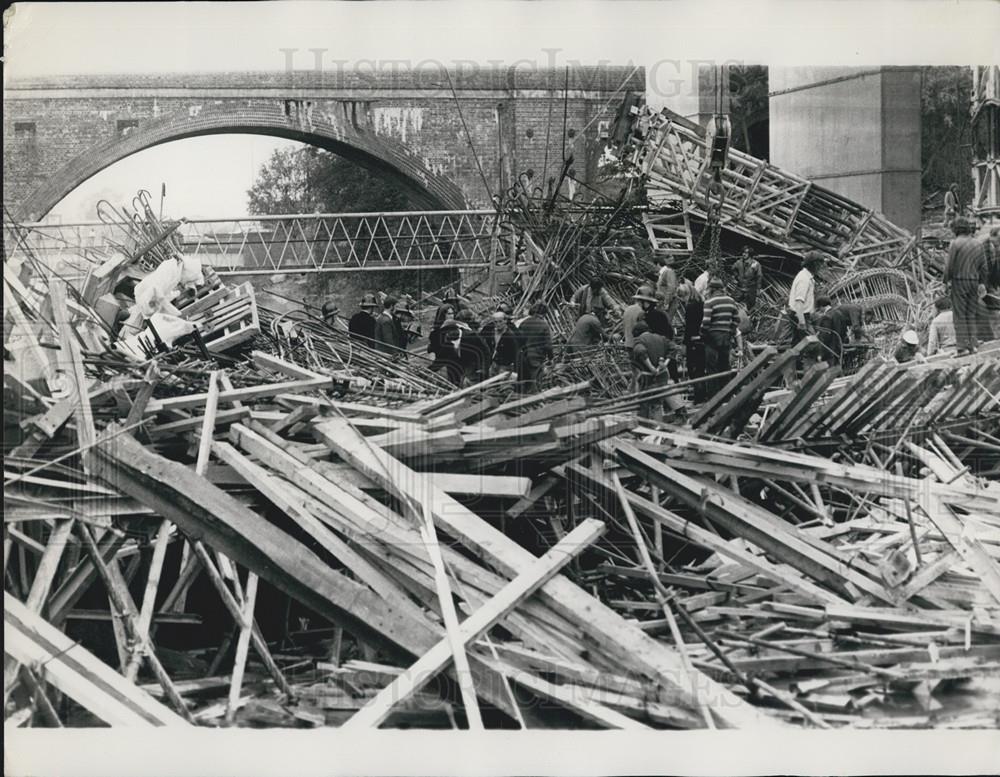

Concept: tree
[[247, 146, 416, 215], [728, 65, 769, 159], [920, 66, 974, 204]]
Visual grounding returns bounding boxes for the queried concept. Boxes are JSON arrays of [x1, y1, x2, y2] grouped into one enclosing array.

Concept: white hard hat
[[902, 330, 919, 346]]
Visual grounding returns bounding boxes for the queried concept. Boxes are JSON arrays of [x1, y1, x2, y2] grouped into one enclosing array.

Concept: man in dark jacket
[[631, 320, 676, 419], [731, 247, 763, 313], [681, 283, 707, 401], [515, 302, 554, 393], [478, 305, 520, 376], [815, 296, 866, 366], [566, 311, 605, 349], [944, 217, 989, 355], [348, 293, 379, 342], [374, 295, 401, 354]]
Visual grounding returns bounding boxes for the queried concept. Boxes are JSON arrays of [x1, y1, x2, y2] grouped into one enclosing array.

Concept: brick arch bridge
[[3, 67, 643, 221]]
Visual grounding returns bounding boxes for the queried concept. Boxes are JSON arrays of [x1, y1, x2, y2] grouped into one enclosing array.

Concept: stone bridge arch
[[14, 103, 467, 220], [3, 68, 645, 221]]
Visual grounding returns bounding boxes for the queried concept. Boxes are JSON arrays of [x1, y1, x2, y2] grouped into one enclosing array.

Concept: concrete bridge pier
[[769, 67, 922, 232]]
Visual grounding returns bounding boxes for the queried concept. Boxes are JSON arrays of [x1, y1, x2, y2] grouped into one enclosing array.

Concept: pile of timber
[[5, 196, 1000, 734]]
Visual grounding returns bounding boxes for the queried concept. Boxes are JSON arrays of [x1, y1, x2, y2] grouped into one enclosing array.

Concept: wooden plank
[[49, 279, 96, 463], [481, 658, 650, 730], [89, 428, 441, 659], [568, 463, 840, 604], [689, 346, 777, 427], [614, 443, 894, 603], [211, 439, 436, 631], [144, 377, 330, 414], [316, 418, 777, 729], [76, 523, 195, 720], [612, 474, 714, 728], [4, 592, 189, 726], [414, 371, 514, 416], [342, 519, 604, 729], [225, 573, 258, 723], [252, 350, 327, 381]]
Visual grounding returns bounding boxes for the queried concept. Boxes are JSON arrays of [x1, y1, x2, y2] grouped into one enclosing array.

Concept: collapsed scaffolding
[[3, 92, 1000, 732]]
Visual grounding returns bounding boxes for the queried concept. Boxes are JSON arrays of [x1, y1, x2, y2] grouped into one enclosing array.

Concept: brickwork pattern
[[3, 67, 643, 219]]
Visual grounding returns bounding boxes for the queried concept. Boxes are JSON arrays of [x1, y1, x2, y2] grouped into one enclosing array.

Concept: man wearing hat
[[893, 329, 923, 363], [943, 217, 989, 355], [622, 284, 658, 349], [321, 300, 348, 333], [348, 293, 379, 341], [701, 276, 739, 394]]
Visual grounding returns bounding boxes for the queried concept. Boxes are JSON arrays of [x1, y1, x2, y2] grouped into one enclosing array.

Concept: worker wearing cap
[[348, 293, 379, 342], [570, 277, 622, 320], [321, 300, 348, 333], [943, 217, 989, 355], [893, 330, 923, 363], [702, 276, 739, 394]]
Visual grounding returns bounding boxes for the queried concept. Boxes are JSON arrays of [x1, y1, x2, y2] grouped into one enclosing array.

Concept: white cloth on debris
[[116, 313, 197, 362]]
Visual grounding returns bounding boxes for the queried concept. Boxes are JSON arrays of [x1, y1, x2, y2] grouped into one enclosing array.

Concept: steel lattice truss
[[4, 210, 504, 275], [972, 65, 1000, 217]]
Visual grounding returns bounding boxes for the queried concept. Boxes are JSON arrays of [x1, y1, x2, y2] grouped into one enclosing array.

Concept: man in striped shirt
[[701, 276, 738, 394]]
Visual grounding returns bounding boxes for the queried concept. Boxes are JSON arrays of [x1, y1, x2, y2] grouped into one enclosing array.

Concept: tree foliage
[[920, 66, 974, 204], [247, 146, 415, 215], [728, 65, 769, 159]]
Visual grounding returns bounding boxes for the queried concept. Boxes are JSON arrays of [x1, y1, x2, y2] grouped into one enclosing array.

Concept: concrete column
[[769, 67, 922, 232]]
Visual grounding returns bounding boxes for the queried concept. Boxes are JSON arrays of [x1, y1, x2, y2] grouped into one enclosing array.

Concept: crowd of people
[[317, 220, 1000, 411]]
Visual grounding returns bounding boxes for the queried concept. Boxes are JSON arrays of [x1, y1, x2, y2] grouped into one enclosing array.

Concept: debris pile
[[4, 102, 1000, 731]]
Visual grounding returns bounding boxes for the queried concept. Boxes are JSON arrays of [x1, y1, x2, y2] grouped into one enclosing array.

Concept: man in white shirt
[[775, 251, 825, 386], [694, 269, 711, 297], [926, 297, 957, 356], [776, 251, 824, 347], [655, 256, 678, 316]]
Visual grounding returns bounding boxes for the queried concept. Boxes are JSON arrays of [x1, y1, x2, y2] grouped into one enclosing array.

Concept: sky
[[5, 0, 999, 221]]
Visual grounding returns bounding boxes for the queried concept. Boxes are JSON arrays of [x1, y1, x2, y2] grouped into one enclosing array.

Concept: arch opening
[[17, 112, 467, 222]]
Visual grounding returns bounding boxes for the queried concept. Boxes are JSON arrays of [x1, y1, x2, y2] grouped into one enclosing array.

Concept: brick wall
[[3, 67, 644, 219]]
